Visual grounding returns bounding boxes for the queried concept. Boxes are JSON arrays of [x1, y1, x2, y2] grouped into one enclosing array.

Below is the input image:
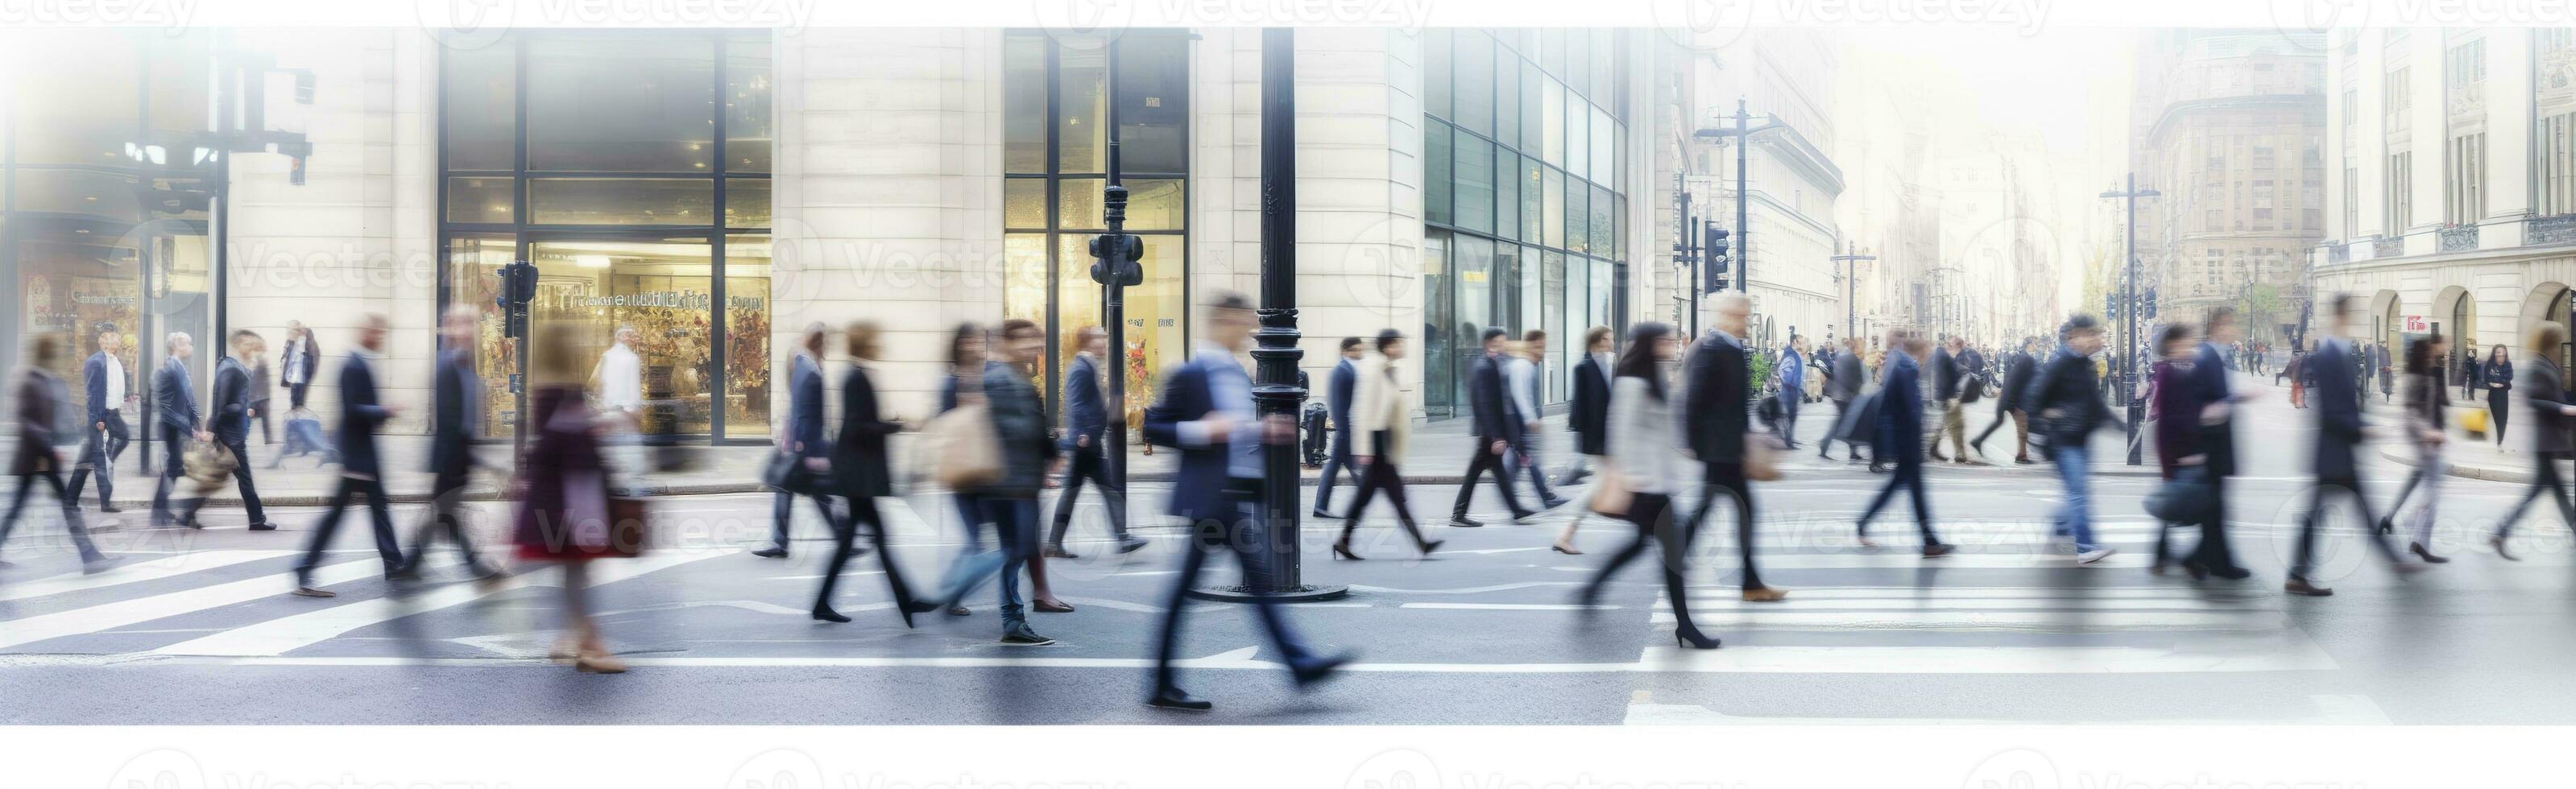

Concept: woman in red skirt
[[513, 322, 637, 674]]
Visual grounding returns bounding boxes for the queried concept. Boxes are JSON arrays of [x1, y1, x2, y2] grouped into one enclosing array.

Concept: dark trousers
[[2290, 473, 2403, 580], [1857, 457, 1941, 544], [768, 488, 834, 554], [1691, 462, 1763, 590], [180, 433, 267, 525], [1047, 448, 1130, 546], [1774, 395, 1800, 448], [1452, 441, 1533, 518], [66, 415, 130, 509], [400, 468, 491, 574], [151, 424, 187, 523], [0, 469, 106, 563], [296, 475, 406, 585], [1314, 429, 1360, 511], [1152, 479, 1312, 692], [1336, 454, 1434, 551], [2497, 452, 2575, 539], [817, 494, 919, 617], [251, 400, 273, 444], [1581, 493, 1710, 641], [1817, 399, 1862, 458], [288, 379, 310, 410], [1510, 436, 1558, 504], [2490, 394, 2511, 444], [1971, 398, 2023, 453]]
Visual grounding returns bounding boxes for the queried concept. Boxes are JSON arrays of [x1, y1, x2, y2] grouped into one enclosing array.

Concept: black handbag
[[2143, 466, 2213, 522], [763, 451, 826, 495]]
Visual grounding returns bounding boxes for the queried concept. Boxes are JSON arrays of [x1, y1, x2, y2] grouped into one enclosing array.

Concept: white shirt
[[283, 339, 309, 385], [102, 354, 125, 410], [595, 342, 643, 410], [1504, 356, 1539, 424]]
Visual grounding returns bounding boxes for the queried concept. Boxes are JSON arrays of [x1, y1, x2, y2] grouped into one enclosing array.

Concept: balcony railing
[[2373, 236, 2405, 258], [2529, 214, 2576, 246], [2438, 225, 2480, 253]]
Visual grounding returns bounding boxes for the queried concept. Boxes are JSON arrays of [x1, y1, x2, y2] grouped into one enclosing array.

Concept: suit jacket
[[209, 357, 253, 442], [154, 357, 198, 433], [2527, 357, 2572, 455], [966, 360, 1054, 496], [1777, 349, 1805, 396], [2024, 348, 2114, 445], [1683, 330, 1750, 465], [1874, 352, 1924, 457], [1569, 353, 1610, 456], [10, 368, 69, 476], [1327, 357, 1357, 442], [1930, 346, 1961, 401], [1828, 349, 1866, 402], [2307, 339, 2366, 477], [2189, 341, 2238, 474], [430, 349, 478, 475], [1998, 350, 2037, 411], [1352, 356, 1412, 458], [831, 364, 901, 498], [1465, 352, 1517, 443], [786, 353, 826, 458], [1143, 353, 1247, 524], [336, 353, 393, 477], [1062, 352, 1108, 453], [280, 336, 320, 386], [83, 351, 123, 427]]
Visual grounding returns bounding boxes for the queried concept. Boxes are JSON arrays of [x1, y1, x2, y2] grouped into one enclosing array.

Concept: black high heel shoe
[[1675, 630, 1722, 650], [811, 605, 851, 623], [1331, 543, 1362, 560]]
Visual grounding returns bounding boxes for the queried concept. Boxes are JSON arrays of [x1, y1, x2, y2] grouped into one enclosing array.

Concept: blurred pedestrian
[[1775, 336, 1805, 450], [2147, 324, 2206, 574], [279, 320, 319, 411], [2491, 322, 2576, 562], [179, 330, 276, 531], [1971, 336, 2038, 464], [395, 307, 500, 582], [2482, 343, 2513, 446], [65, 324, 132, 513], [151, 332, 207, 528], [289, 315, 406, 597], [1144, 293, 1352, 711], [2025, 315, 2123, 565], [934, 324, 989, 618], [2284, 296, 2421, 597], [1451, 328, 1537, 527], [1334, 329, 1439, 559], [1686, 294, 1783, 601], [247, 339, 275, 446], [1855, 331, 1953, 556], [1578, 322, 1721, 649], [511, 320, 631, 673], [934, 319, 1066, 644], [2, 334, 123, 573], [1046, 325, 1141, 558], [1311, 337, 1367, 519], [814, 321, 939, 626], [1555, 326, 1614, 554], [1820, 335, 1868, 463], [1507, 331, 1566, 509], [593, 324, 647, 486], [1928, 335, 1968, 463], [754, 324, 833, 560], [2379, 331, 2453, 564], [2180, 309, 2251, 580]]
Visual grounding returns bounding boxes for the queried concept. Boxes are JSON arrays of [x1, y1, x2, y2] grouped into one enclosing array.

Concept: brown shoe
[[1921, 543, 1957, 558], [1741, 587, 1787, 602], [1033, 598, 1076, 613], [574, 649, 628, 674], [2284, 577, 2334, 597]]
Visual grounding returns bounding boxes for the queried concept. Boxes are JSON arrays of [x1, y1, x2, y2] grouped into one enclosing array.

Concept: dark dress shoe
[[2284, 577, 2334, 597], [811, 605, 852, 623], [1290, 651, 1355, 686], [246, 522, 279, 531], [946, 604, 973, 617], [1921, 543, 1957, 558], [749, 547, 788, 559], [1000, 627, 1054, 646], [1675, 630, 1722, 650], [2209, 565, 2252, 580], [897, 600, 940, 628], [1042, 545, 1079, 560], [1448, 517, 1485, 528], [1311, 509, 1340, 519], [1331, 543, 1363, 560], [1418, 539, 1444, 556], [1147, 688, 1213, 711], [2409, 542, 2450, 564], [1116, 538, 1149, 553], [99, 505, 124, 514]]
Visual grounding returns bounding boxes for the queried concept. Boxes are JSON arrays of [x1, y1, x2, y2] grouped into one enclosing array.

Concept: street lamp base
[[1187, 584, 1352, 603]]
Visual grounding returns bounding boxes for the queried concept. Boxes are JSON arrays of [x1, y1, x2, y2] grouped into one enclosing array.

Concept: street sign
[[2404, 314, 2429, 333]]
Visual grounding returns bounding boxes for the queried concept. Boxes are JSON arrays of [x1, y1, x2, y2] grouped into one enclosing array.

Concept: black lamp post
[[2101, 172, 2160, 466]]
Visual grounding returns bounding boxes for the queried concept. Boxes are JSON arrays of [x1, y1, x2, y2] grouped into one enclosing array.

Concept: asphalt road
[[6, 384, 2576, 725]]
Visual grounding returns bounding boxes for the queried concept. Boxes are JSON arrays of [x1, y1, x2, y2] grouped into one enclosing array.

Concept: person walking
[[753, 324, 834, 560], [1555, 326, 1613, 554], [1854, 330, 1953, 556], [2284, 296, 2421, 596], [2490, 322, 2576, 562], [1928, 335, 1969, 463], [1451, 328, 1537, 527], [65, 325, 133, 513], [1507, 331, 1567, 509], [511, 321, 631, 673], [279, 320, 319, 411], [592, 325, 647, 485], [933, 324, 991, 618], [1047, 325, 1143, 557], [2482, 344, 2513, 446], [1334, 330, 1439, 559], [2024, 315, 2123, 565], [177, 330, 278, 531], [1, 335, 125, 573], [1311, 337, 1367, 519], [1774, 337, 1805, 450], [934, 319, 1066, 644], [1970, 337, 2038, 464], [1577, 322, 1723, 649], [289, 316, 407, 597], [1685, 294, 1784, 601], [2378, 333, 2454, 564], [150, 333, 207, 528], [2148, 324, 2210, 575], [814, 321, 940, 626], [1820, 336, 1869, 463], [1143, 293, 1352, 711], [394, 308, 500, 581], [2180, 309, 2251, 580], [246, 342, 275, 447]]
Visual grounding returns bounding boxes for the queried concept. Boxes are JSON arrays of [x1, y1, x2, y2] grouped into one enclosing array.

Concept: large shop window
[[439, 31, 772, 443], [1002, 31, 1191, 427]]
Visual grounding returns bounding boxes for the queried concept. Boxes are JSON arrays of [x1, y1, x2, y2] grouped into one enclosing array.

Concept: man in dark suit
[[396, 308, 499, 581], [1820, 336, 1867, 461], [291, 315, 406, 597], [1971, 337, 2039, 463], [1565, 326, 1612, 483], [66, 326, 133, 512], [1856, 330, 1954, 556], [1046, 325, 1142, 557], [2287, 296, 2420, 596], [178, 330, 277, 531], [1311, 337, 1367, 518], [1928, 335, 1965, 462], [1141, 292, 1351, 712], [1450, 327, 1535, 527], [1687, 294, 1783, 601], [756, 325, 834, 560], [2183, 308, 2253, 580], [2, 334, 123, 573], [1773, 336, 1805, 450], [151, 332, 208, 528]]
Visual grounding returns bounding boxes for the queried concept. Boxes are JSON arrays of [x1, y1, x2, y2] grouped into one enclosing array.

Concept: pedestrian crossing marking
[[0, 559, 382, 651], [0, 550, 296, 604]]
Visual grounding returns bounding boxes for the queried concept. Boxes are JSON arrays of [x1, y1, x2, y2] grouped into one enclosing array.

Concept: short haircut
[[1481, 327, 1509, 344], [1522, 329, 1547, 344], [1375, 328, 1405, 352], [230, 328, 263, 346], [1584, 326, 1613, 349], [2329, 294, 2355, 315], [2205, 306, 2237, 330], [1211, 291, 1254, 312], [165, 331, 189, 351], [1076, 325, 1106, 344], [96, 324, 118, 338], [2060, 314, 2102, 337], [1339, 337, 1364, 352], [1000, 318, 1041, 338]]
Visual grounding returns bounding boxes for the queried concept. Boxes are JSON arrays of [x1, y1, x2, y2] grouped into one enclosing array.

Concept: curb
[[101, 481, 771, 510], [2377, 446, 2530, 485]]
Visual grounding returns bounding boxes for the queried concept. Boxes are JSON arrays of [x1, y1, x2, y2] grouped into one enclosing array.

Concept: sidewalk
[[2378, 400, 2536, 484]]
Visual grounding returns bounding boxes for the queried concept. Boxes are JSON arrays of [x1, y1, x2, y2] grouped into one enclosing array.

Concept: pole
[[2122, 171, 2143, 466], [1683, 191, 1697, 337], [1735, 98, 1750, 300], [1102, 40, 1129, 523]]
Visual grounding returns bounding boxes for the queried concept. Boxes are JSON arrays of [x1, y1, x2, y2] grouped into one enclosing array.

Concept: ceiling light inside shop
[[577, 254, 611, 269]]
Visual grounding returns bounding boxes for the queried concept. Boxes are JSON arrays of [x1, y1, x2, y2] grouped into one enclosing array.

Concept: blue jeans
[[940, 494, 1037, 630], [2048, 442, 2097, 551]]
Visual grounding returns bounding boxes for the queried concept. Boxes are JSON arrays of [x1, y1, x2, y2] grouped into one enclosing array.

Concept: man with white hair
[[151, 332, 209, 528], [594, 324, 647, 484]]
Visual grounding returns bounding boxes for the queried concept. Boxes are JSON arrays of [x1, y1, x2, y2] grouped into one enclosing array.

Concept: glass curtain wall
[[1422, 28, 1630, 418], [438, 31, 772, 443]]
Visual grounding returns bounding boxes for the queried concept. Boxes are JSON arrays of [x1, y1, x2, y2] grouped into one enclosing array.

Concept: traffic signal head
[[1705, 225, 1731, 262], [1088, 233, 1144, 287]]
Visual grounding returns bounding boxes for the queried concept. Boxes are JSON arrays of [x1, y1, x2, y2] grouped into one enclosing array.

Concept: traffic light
[[1088, 232, 1144, 287], [1704, 225, 1732, 292], [497, 259, 539, 339], [2106, 291, 2119, 322], [2144, 287, 2159, 320]]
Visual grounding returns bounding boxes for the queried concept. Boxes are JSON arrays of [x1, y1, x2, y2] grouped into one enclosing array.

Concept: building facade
[[2314, 27, 2576, 377], [2, 27, 1661, 443]]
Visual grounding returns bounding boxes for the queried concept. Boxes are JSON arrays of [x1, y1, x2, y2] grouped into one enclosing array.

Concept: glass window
[[1058, 176, 1105, 231], [1566, 176, 1587, 253], [1424, 27, 1452, 120], [1058, 38, 1108, 173], [1521, 157, 1545, 241], [1522, 60, 1543, 157], [1590, 184, 1613, 256], [523, 237, 719, 436], [1456, 134, 1495, 233], [1455, 30, 1493, 136], [1453, 235, 1495, 409], [1004, 36, 1048, 173], [722, 233, 773, 438], [444, 233, 516, 436], [528, 177, 714, 225], [1005, 178, 1047, 229], [1543, 248, 1567, 400], [1115, 35, 1190, 174], [1509, 243, 1535, 340], [1003, 233, 1050, 346], [526, 37, 718, 172], [726, 36, 773, 172], [1567, 97, 1588, 181], [445, 43, 516, 171], [1541, 29, 1565, 75], [446, 177, 514, 224], [1542, 166, 1564, 248], [1423, 230, 1454, 416], [1427, 121, 1454, 225], [1566, 30, 1588, 99], [1543, 77, 1565, 167], [1125, 179, 1186, 231], [1495, 45, 1520, 150], [1496, 149, 1519, 241], [1591, 105, 1613, 183], [724, 178, 771, 229]]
